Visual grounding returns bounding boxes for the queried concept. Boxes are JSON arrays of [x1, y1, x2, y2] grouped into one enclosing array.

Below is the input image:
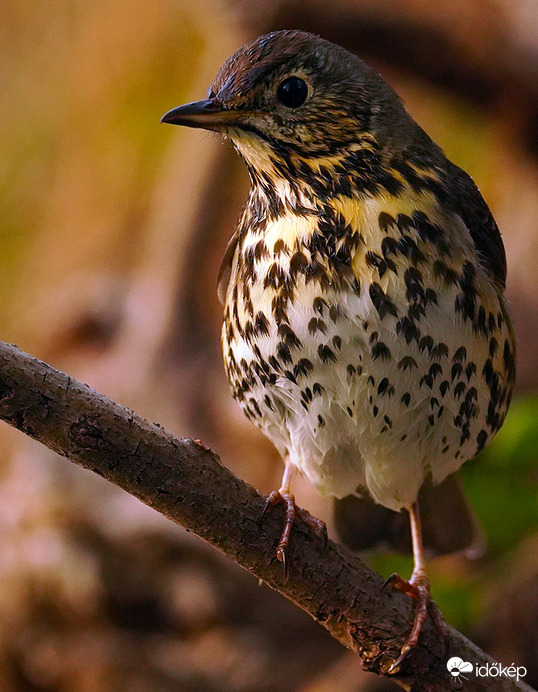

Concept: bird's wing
[[217, 228, 241, 305], [443, 162, 507, 289]]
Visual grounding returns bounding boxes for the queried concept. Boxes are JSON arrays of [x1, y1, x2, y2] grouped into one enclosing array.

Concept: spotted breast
[[220, 160, 514, 513]]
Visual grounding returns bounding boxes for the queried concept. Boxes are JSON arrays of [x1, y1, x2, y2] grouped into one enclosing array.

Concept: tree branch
[[0, 340, 533, 692]]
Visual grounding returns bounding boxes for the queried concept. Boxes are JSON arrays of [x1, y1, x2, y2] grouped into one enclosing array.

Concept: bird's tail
[[334, 473, 484, 558]]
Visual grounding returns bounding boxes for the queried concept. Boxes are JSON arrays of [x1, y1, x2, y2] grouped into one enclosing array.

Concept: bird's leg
[[259, 462, 327, 580], [383, 502, 448, 673]]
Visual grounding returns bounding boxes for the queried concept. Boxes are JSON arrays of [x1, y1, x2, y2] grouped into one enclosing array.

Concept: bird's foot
[[382, 571, 448, 673], [259, 490, 327, 580]]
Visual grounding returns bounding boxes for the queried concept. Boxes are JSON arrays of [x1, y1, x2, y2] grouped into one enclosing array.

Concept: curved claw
[[388, 645, 413, 674], [257, 499, 271, 524], [276, 544, 289, 581], [383, 570, 446, 674], [258, 488, 326, 581], [381, 573, 399, 593], [258, 490, 282, 524], [382, 572, 420, 599]]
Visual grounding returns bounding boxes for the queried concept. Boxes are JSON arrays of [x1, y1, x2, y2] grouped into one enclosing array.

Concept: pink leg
[[259, 462, 327, 580], [383, 503, 448, 673]]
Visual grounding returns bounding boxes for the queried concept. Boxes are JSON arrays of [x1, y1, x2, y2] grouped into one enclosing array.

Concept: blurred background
[[1, 0, 537, 689]]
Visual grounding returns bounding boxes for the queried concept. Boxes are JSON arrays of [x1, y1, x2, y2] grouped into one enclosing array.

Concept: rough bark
[[0, 340, 533, 692]]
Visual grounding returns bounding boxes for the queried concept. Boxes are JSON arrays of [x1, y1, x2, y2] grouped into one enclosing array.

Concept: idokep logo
[[447, 657, 473, 681], [446, 656, 527, 684]]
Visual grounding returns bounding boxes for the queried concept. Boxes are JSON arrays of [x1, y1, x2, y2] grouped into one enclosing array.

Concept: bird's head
[[161, 30, 414, 179]]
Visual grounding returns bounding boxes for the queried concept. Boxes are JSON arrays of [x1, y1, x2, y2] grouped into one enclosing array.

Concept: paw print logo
[[447, 656, 474, 682]]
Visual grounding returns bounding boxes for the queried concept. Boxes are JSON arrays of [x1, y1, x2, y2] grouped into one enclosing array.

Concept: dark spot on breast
[[455, 292, 476, 322], [465, 362, 476, 381], [369, 283, 398, 319], [378, 211, 396, 231], [452, 346, 467, 363], [412, 211, 445, 246], [248, 397, 262, 418], [329, 305, 343, 322], [381, 236, 399, 258], [294, 358, 314, 378], [302, 387, 313, 403], [285, 370, 297, 384], [254, 239, 269, 260], [454, 382, 466, 399], [433, 260, 458, 285], [398, 356, 417, 371], [430, 342, 449, 360], [503, 339, 515, 379], [429, 363, 443, 379], [396, 316, 420, 344], [396, 213, 413, 233], [404, 266, 423, 288], [366, 251, 388, 278], [278, 323, 302, 349], [476, 429, 488, 452], [372, 342, 392, 361], [377, 378, 394, 396], [398, 235, 424, 265], [255, 311, 270, 336], [440, 380, 450, 397], [289, 251, 309, 275], [308, 317, 328, 335], [475, 305, 487, 335], [424, 288, 438, 306], [313, 296, 327, 315], [318, 344, 337, 363], [419, 374, 433, 389], [419, 335, 434, 354], [277, 343, 293, 365], [267, 261, 289, 290]]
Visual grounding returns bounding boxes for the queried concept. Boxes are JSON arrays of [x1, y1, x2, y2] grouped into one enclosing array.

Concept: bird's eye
[[276, 77, 308, 108]]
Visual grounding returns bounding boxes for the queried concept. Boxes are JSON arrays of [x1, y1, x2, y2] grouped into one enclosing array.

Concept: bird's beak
[[160, 98, 246, 132]]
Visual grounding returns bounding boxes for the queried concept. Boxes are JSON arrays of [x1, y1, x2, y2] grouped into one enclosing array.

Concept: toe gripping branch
[[382, 571, 448, 673], [259, 490, 327, 581]]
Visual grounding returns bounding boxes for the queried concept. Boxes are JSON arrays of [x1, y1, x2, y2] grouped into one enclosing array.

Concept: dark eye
[[276, 76, 308, 108]]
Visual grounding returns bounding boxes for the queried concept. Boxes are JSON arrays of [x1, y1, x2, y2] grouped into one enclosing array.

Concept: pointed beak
[[160, 98, 247, 131]]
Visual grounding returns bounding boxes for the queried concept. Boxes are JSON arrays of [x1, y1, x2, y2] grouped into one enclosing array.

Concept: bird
[[161, 30, 515, 669]]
